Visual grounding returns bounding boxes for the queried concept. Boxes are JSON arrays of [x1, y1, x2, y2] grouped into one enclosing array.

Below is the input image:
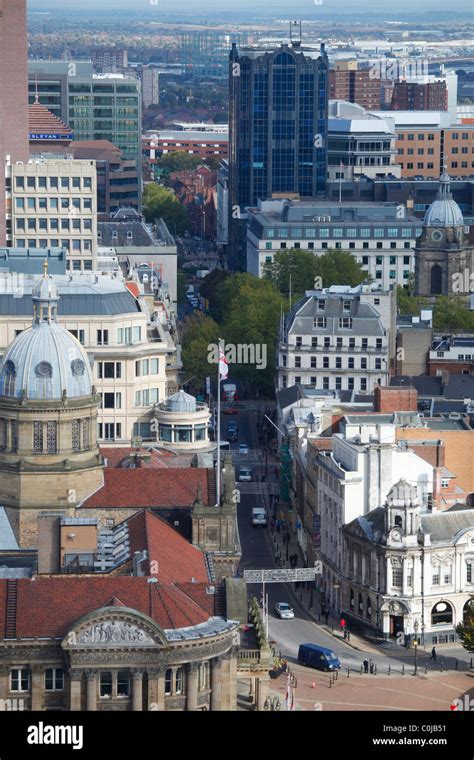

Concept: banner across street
[[243, 568, 317, 583]]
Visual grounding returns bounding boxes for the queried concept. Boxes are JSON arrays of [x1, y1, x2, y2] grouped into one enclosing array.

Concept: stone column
[[256, 677, 269, 712], [186, 663, 199, 711], [132, 670, 143, 712], [69, 671, 83, 711], [219, 653, 232, 711], [31, 665, 44, 711], [210, 658, 222, 712], [85, 670, 97, 712], [147, 668, 166, 711]]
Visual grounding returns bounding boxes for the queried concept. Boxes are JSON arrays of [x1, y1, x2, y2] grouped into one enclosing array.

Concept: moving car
[[227, 422, 238, 442], [223, 403, 237, 415], [298, 644, 341, 672], [238, 466, 252, 482], [252, 507, 267, 527], [239, 443, 249, 455], [274, 603, 294, 620]]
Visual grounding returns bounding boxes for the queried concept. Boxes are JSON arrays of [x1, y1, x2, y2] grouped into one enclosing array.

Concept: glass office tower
[[228, 40, 329, 269]]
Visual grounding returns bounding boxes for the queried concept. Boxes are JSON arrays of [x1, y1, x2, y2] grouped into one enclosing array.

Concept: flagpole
[[216, 338, 222, 506]]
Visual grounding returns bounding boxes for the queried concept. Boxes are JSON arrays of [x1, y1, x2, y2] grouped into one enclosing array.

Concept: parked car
[[238, 466, 252, 482], [239, 443, 249, 455], [223, 403, 238, 415], [298, 644, 341, 672], [252, 507, 267, 527], [274, 603, 295, 620]]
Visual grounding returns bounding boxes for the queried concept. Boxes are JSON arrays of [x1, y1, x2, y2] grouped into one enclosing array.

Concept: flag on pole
[[218, 344, 228, 380]]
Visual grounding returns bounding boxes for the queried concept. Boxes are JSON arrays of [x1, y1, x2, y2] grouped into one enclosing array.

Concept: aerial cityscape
[[0, 0, 473, 751]]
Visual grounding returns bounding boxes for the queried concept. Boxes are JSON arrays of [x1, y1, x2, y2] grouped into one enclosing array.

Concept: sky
[[29, 0, 473, 13]]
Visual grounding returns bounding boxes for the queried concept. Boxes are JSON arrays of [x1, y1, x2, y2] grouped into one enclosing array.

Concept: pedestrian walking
[[363, 659, 369, 674], [430, 647, 437, 661], [369, 659, 374, 675]]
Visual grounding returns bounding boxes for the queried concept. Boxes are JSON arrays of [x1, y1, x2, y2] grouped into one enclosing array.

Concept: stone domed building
[[415, 171, 473, 296], [0, 263, 103, 547]]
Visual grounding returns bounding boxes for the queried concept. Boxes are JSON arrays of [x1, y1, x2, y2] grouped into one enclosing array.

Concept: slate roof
[[80, 468, 211, 509], [286, 293, 385, 337], [420, 509, 474, 543]]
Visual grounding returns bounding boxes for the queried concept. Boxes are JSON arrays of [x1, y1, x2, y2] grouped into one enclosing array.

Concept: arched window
[[463, 598, 474, 623], [394, 515, 403, 528], [430, 264, 442, 295], [358, 593, 363, 614], [350, 588, 354, 609], [2, 360, 16, 396], [431, 601, 453, 626], [366, 597, 372, 620]]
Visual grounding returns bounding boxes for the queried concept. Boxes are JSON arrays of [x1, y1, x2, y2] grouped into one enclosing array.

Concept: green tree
[[156, 151, 204, 174], [181, 312, 221, 389], [433, 296, 474, 330], [200, 269, 230, 318], [263, 248, 318, 300], [396, 286, 430, 316], [142, 183, 189, 234], [219, 274, 287, 395], [456, 601, 474, 653], [264, 248, 366, 301]]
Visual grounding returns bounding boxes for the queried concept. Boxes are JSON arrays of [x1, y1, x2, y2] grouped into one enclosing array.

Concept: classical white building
[[343, 480, 474, 644], [278, 286, 391, 395]]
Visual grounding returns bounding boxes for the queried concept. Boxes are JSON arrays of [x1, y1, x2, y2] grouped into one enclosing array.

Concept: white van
[[252, 507, 267, 527]]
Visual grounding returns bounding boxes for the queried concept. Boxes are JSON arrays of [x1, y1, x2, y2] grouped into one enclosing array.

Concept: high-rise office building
[[228, 37, 329, 270], [0, 0, 29, 246], [28, 62, 142, 169]]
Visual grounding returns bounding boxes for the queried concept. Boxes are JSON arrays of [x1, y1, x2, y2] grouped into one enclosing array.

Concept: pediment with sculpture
[[62, 607, 168, 650]]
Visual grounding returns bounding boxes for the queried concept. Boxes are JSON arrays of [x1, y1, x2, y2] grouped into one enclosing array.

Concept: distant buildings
[[329, 61, 382, 110], [142, 128, 228, 179], [277, 286, 391, 395], [391, 77, 448, 113], [69, 140, 140, 214], [246, 198, 422, 290], [91, 48, 129, 74], [140, 65, 160, 109]]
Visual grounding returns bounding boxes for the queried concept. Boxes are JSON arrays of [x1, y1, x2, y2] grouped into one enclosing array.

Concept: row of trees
[[396, 284, 474, 330]]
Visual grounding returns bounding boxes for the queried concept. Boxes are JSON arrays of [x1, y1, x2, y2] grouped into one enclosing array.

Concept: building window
[[97, 330, 109, 346], [432, 568, 440, 586], [295, 357, 301, 369], [310, 356, 317, 369], [47, 421, 57, 453], [72, 419, 80, 452], [117, 671, 130, 697], [11, 420, 18, 453], [339, 318, 352, 329], [11, 669, 29, 692], [443, 566, 452, 584], [165, 669, 172, 695], [392, 568, 402, 587], [82, 419, 90, 449], [33, 421, 43, 453], [431, 601, 453, 626], [100, 672, 113, 697], [315, 317, 327, 328], [45, 669, 64, 691], [467, 562, 473, 584], [175, 668, 184, 695]]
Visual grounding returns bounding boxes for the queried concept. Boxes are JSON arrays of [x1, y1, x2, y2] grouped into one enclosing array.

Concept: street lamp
[[413, 619, 419, 676]]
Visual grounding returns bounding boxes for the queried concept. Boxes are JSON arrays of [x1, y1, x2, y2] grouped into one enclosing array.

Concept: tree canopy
[[264, 248, 367, 301], [142, 183, 189, 234], [456, 602, 474, 653]]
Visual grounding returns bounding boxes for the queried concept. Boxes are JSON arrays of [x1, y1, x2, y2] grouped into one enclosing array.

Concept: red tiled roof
[[80, 468, 210, 509], [100, 447, 197, 469], [127, 510, 208, 584], [28, 100, 72, 139], [0, 575, 212, 639]]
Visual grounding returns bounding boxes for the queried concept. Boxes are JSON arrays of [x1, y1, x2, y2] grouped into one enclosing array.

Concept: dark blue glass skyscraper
[[228, 39, 329, 269]]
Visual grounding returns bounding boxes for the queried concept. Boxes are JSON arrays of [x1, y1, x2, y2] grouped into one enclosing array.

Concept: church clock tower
[[415, 171, 472, 297]]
